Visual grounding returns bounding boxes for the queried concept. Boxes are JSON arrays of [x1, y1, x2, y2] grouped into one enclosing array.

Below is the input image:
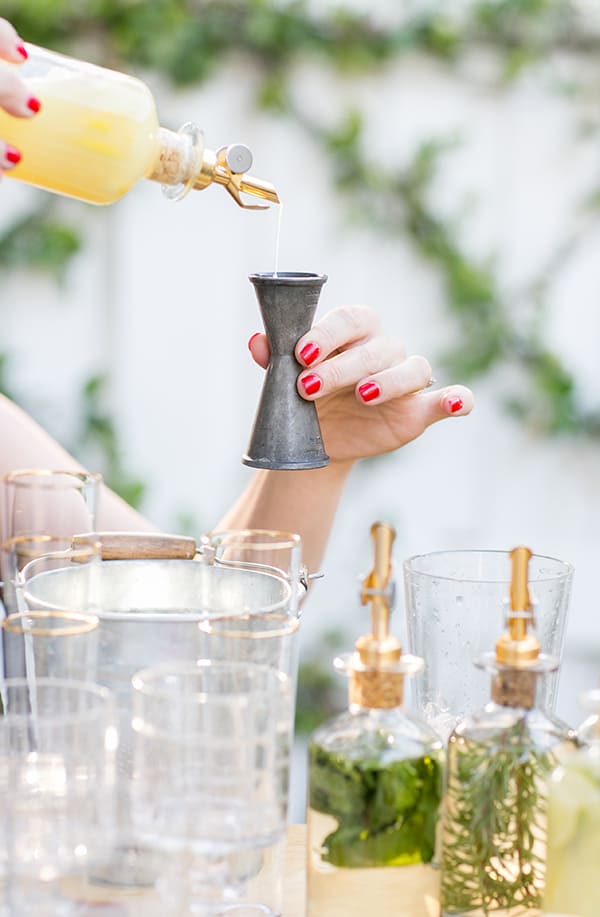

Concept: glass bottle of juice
[[439, 546, 577, 917], [543, 689, 600, 917], [0, 44, 279, 207], [306, 521, 444, 917]]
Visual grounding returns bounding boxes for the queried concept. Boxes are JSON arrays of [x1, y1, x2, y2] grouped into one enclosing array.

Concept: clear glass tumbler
[[2, 610, 99, 682], [201, 529, 304, 614], [3, 469, 102, 541], [130, 660, 293, 916], [198, 612, 300, 679], [5, 533, 101, 607], [0, 678, 117, 913], [403, 549, 573, 737]]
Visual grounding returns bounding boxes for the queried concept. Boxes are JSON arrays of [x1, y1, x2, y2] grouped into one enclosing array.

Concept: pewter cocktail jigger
[[243, 272, 330, 470]]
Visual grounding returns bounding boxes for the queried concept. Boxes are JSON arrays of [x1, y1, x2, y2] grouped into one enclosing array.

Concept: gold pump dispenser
[[345, 522, 418, 709], [491, 545, 541, 709]]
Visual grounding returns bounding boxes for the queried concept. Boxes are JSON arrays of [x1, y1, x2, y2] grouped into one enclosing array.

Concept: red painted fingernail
[[358, 381, 381, 403], [449, 397, 463, 414], [27, 96, 41, 114], [301, 373, 322, 396], [247, 332, 261, 351], [16, 44, 28, 60], [299, 342, 320, 366], [4, 145, 21, 165]]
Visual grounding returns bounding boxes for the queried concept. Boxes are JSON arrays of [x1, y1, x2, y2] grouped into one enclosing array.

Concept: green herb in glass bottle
[[439, 546, 577, 917], [306, 522, 444, 917]]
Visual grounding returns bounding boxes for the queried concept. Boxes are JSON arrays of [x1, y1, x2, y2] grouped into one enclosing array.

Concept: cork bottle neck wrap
[[349, 634, 404, 709], [337, 646, 424, 711]]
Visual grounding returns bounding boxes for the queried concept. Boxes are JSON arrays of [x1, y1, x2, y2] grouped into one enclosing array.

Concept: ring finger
[[353, 355, 433, 404], [298, 339, 421, 400]]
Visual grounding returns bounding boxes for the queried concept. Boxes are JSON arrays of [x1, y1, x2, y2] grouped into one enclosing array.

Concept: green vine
[[0, 201, 79, 277], [78, 375, 146, 510]]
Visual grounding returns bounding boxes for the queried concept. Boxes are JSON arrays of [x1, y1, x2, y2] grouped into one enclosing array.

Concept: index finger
[[0, 19, 28, 64], [295, 305, 384, 367]]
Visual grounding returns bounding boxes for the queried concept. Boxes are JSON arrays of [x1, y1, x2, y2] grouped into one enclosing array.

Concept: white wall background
[[1, 49, 599, 753]]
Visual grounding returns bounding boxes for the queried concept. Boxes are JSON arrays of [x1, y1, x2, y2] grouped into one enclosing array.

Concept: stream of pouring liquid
[[273, 202, 283, 278]]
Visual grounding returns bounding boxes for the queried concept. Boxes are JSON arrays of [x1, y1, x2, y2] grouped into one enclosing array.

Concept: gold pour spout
[[495, 545, 540, 667], [195, 144, 279, 209], [355, 521, 401, 668], [150, 127, 280, 209]]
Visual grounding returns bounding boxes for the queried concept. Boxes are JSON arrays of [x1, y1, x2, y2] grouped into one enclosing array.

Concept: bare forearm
[[0, 394, 156, 533], [0, 394, 352, 565], [216, 461, 353, 574]]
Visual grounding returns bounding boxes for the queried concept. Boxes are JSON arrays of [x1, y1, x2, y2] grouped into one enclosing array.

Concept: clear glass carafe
[[543, 689, 600, 917]]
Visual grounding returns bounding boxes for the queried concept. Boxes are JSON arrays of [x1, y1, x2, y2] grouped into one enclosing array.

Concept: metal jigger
[[243, 272, 330, 470]]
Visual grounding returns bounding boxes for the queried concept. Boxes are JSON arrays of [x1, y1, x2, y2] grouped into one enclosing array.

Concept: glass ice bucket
[[17, 552, 291, 755], [13, 539, 293, 907]]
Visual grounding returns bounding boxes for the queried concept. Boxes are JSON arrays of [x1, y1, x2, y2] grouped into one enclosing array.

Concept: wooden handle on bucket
[[74, 532, 198, 561]]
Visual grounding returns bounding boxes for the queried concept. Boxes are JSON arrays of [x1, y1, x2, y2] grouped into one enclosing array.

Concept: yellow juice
[[0, 55, 161, 204]]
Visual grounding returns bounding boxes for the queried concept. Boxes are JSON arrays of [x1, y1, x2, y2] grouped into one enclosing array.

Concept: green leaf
[[309, 745, 442, 868], [0, 207, 81, 278]]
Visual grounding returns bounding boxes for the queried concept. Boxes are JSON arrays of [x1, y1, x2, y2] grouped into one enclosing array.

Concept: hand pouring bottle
[[0, 44, 279, 208]]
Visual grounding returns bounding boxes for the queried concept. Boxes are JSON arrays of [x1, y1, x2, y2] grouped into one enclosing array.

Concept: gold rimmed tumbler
[[130, 660, 293, 917], [3, 469, 102, 541], [0, 678, 117, 914], [201, 529, 304, 614], [1, 535, 101, 681], [2, 610, 99, 682]]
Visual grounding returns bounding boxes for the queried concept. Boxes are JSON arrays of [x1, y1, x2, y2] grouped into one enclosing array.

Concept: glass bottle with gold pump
[[306, 522, 444, 917], [543, 689, 600, 917], [0, 44, 279, 207], [439, 546, 577, 917]]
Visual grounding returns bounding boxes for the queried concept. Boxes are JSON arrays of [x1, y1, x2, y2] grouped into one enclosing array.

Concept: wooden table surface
[[283, 824, 307, 917]]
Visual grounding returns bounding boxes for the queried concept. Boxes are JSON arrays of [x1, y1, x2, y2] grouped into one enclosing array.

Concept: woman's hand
[[0, 19, 40, 175], [248, 304, 474, 464]]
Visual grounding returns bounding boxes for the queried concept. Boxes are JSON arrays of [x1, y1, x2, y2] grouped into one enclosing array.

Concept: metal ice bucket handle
[[75, 532, 321, 606]]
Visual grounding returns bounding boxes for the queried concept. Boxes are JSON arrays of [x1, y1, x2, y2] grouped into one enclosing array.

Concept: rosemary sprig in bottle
[[440, 717, 553, 915]]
